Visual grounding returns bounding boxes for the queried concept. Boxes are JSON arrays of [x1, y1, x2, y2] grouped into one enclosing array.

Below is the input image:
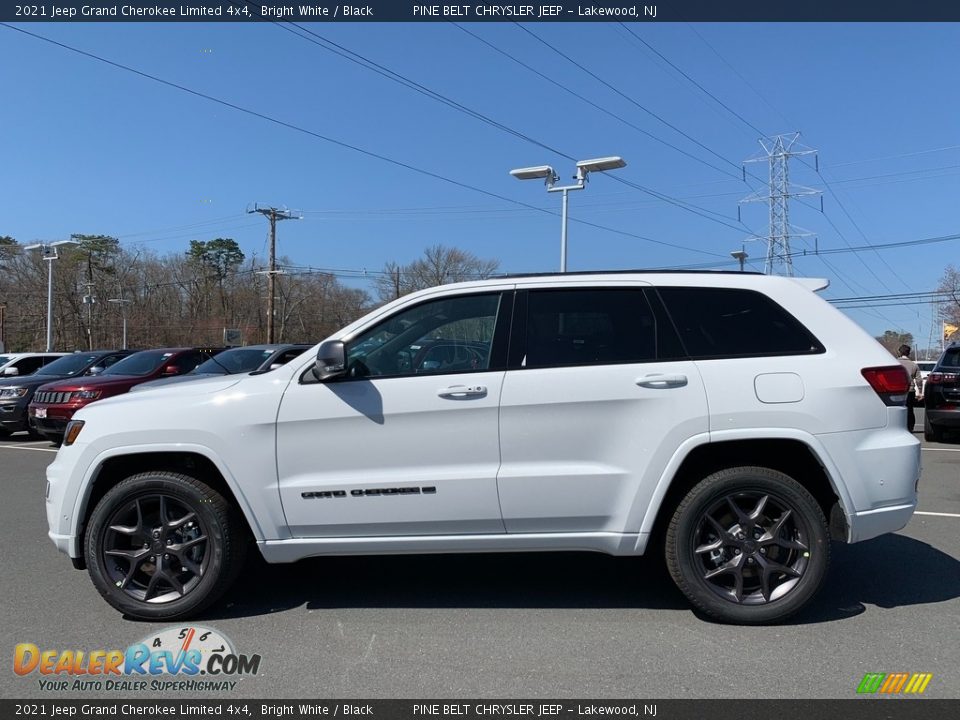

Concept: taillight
[[927, 372, 957, 386], [861, 366, 909, 406]]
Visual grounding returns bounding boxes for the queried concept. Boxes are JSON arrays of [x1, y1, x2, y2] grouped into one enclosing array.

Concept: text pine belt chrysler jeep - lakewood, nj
[[44, 271, 921, 624]]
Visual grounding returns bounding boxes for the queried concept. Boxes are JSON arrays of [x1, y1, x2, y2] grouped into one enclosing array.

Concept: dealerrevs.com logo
[[14, 626, 261, 692]]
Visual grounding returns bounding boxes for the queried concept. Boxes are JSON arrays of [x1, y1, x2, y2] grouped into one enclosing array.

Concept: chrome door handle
[[437, 385, 487, 398], [636, 374, 688, 389]]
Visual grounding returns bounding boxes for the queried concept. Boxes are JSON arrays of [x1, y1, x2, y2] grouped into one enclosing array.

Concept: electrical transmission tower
[[247, 204, 301, 343], [740, 133, 821, 276]]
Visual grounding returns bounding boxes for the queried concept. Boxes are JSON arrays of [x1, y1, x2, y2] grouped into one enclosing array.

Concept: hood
[[0, 373, 77, 389], [89, 375, 243, 409], [131, 373, 224, 392], [36, 374, 150, 393]]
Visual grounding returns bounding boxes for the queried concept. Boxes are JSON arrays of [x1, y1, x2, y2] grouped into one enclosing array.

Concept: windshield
[[192, 348, 275, 375], [102, 350, 176, 377], [35, 354, 101, 377]]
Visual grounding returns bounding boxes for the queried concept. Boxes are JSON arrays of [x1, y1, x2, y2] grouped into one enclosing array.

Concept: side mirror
[[162, 364, 179, 376], [87, 366, 104, 376], [314, 340, 347, 381], [269, 363, 283, 371], [2, 367, 18, 376]]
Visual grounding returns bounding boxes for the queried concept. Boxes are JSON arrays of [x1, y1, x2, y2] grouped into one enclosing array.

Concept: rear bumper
[[815, 424, 920, 543], [924, 408, 960, 426]]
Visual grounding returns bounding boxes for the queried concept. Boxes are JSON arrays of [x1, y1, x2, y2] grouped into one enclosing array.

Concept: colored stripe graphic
[[858, 672, 933, 694], [857, 673, 886, 693], [904, 673, 933, 694]]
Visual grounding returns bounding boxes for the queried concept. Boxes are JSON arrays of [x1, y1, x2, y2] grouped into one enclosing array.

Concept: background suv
[[922, 344, 960, 441], [0, 352, 68, 377], [0, 350, 132, 438], [45, 273, 920, 625], [30, 347, 218, 442]]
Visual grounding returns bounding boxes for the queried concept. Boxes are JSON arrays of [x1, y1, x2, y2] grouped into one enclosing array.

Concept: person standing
[[897, 344, 923, 432]]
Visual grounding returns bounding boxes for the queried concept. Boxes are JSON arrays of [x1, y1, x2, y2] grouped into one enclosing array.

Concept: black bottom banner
[[3, 700, 955, 720]]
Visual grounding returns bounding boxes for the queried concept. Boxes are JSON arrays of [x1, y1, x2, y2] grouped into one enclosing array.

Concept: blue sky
[[2, 21, 958, 348]]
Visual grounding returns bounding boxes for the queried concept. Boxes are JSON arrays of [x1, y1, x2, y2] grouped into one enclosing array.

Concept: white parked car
[[45, 272, 920, 624], [0, 352, 68, 377]]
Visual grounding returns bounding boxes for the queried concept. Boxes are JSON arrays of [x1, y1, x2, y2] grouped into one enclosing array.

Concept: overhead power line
[[616, 23, 767, 138], [261, 15, 751, 237], [0, 23, 724, 260]]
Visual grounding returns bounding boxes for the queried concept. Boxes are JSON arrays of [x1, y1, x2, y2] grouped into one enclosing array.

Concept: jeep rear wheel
[[665, 466, 830, 624], [85, 472, 246, 620]]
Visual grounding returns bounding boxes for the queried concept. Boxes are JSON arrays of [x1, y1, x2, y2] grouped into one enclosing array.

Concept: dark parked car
[[923, 343, 960, 441], [29, 347, 219, 442], [0, 350, 132, 438], [132, 344, 312, 392]]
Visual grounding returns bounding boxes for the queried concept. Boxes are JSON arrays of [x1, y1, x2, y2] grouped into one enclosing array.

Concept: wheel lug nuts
[[149, 556, 155, 562], [166, 539, 172, 545], [734, 549, 741, 555], [143, 543, 149, 549]]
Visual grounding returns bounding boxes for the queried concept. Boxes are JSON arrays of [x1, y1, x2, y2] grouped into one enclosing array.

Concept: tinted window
[[523, 289, 657, 368], [193, 348, 274, 375], [13, 357, 45, 374], [36, 354, 102, 376], [658, 287, 824, 359], [102, 350, 178, 376], [346, 294, 501, 378], [936, 348, 960, 370]]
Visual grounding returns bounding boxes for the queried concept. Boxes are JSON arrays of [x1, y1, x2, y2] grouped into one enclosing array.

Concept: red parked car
[[29, 347, 219, 443]]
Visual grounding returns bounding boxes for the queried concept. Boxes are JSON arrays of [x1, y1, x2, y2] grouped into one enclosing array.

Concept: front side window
[[345, 293, 502, 379], [657, 286, 824, 359], [522, 289, 657, 368]]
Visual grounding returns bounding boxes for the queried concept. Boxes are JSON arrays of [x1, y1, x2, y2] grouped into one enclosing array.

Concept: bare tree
[[373, 245, 500, 302]]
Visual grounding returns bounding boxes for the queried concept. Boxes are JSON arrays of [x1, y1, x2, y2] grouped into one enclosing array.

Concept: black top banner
[[4, 0, 960, 23]]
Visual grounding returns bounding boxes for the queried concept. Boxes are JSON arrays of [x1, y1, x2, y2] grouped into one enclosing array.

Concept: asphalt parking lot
[[1, 420, 957, 700]]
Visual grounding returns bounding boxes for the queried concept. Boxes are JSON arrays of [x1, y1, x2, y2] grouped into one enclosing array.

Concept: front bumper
[[30, 405, 77, 437], [0, 397, 29, 432]]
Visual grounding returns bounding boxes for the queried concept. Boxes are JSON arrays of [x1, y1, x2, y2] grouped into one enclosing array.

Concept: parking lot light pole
[[510, 157, 626, 272], [22, 240, 80, 351], [731, 248, 749, 272], [108, 298, 132, 349]]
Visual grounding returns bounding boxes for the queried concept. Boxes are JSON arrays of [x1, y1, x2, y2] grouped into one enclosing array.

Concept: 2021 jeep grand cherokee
[[45, 272, 920, 624]]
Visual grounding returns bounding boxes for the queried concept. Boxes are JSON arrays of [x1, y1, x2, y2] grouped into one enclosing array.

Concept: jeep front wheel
[[665, 466, 830, 624], [85, 471, 246, 620]]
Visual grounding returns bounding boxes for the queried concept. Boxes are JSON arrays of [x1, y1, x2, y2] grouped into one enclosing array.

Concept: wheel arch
[[75, 449, 264, 567], [642, 435, 850, 551]]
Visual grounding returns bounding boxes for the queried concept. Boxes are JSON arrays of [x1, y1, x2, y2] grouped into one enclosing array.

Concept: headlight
[[63, 420, 85, 446], [0, 387, 28, 399], [72, 390, 101, 400]]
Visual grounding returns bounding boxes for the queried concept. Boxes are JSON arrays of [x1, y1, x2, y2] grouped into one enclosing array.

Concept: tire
[[0, 428, 10, 439], [924, 415, 944, 443], [665, 466, 830, 625], [85, 471, 246, 620]]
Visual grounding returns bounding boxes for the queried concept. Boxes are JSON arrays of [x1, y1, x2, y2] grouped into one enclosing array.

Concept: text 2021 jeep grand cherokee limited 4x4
[[45, 272, 920, 624]]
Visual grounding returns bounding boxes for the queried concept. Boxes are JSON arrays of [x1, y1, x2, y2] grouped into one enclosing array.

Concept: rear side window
[[657, 287, 824, 359], [936, 348, 960, 369], [522, 289, 657, 368], [13, 357, 45, 374]]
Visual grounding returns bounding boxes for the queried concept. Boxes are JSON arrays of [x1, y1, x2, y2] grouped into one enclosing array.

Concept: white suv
[[45, 272, 920, 624]]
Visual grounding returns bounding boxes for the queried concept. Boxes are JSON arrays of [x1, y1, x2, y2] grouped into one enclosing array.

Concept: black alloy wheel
[[101, 494, 209, 603], [666, 466, 830, 624], [85, 472, 245, 620]]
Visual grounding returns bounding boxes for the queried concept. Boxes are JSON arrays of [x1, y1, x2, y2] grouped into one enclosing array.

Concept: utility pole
[[83, 281, 96, 350], [248, 204, 300, 343], [740, 133, 820, 276]]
